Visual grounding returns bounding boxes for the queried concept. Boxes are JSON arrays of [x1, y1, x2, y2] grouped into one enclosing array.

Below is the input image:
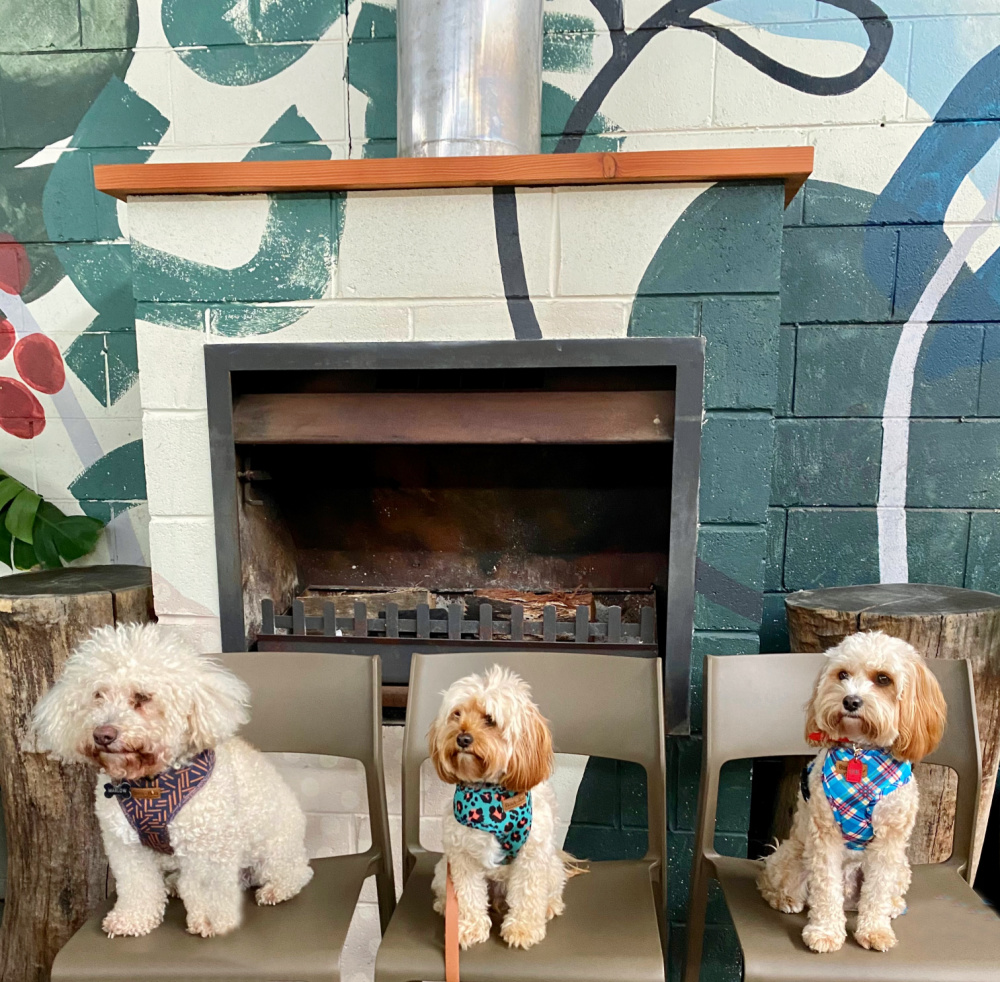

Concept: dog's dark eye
[[875, 673, 893, 687], [132, 692, 152, 708], [837, 671, 850, 681], [94, 691, 104, 701], [452, 709, 461, 719], [484, 714, 496, 727]]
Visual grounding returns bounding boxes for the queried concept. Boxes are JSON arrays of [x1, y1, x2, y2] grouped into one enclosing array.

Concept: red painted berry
[[0, 320, 14, 360], [0, 376, 45, 438], [14, 334, 65, 394]]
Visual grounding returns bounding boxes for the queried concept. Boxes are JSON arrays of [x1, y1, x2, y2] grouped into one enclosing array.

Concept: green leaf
[[0, 522, 12, 569], [12, 537, 36, 570], [35, 503, 104, 563], [6, 487, 41, 543], [32, 520, 61, 569], [0, 476, 26, 512]]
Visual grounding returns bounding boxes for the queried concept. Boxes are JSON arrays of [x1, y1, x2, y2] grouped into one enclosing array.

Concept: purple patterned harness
[[105, 749, 216, 855]]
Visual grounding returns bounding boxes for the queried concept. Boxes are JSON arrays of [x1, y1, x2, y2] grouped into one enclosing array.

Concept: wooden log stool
[[784, 583, 1000, 879], [0, 566, 153, 982]]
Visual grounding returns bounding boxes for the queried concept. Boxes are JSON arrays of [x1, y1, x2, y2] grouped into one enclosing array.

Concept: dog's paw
[[457, 914, 492, 949], [546, 897, 565, 920], [501, 918, 547, 950], [186, 910, 241, 938], [102, 907, 162, 938], [759, 886, 804, 914], [802, 924, 846, 953], [855, 925, 897, 951]]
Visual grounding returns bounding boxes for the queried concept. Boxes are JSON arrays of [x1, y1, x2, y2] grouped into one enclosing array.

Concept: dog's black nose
[[456, 732, 473, 749], [93, 725, 118, 747], [842, 695, 863, 713]]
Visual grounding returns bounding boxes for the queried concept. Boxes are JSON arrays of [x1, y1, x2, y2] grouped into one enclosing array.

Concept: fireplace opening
[[207, 340, 703, 731]]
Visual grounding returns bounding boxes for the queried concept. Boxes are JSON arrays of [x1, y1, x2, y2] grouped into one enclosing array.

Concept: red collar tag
[[845, 758, 865, 783]]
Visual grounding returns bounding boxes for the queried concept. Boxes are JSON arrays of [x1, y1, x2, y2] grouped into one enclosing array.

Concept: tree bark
[[784, 584, 1000, 879], [0, 565, 153, 982]]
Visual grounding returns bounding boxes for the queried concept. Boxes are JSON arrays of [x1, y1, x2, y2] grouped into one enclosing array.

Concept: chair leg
[[375, 869, 396, 934], [683, 859, 710, 982]]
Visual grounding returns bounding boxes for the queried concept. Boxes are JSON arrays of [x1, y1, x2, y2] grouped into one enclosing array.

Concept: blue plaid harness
[[803, 746, 912, 851], [453, 784, 532, 864]]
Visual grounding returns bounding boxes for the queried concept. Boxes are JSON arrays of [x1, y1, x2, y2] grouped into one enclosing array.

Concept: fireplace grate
[[261, 598, 656, 646]]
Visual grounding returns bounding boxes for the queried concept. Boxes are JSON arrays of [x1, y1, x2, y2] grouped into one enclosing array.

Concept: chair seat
[[716, 856, 1000, 982], [52, 854, 372, 982], [375, 854, 665, 982]]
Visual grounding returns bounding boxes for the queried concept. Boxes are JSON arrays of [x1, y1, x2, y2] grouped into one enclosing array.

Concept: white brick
[[420, 759, 451, 816], [808, 122, 925, 197], [153, 614, 222, 653], [271, 755, 367, 814], [142, 412, 213, 516], [382, 724, 403, 816], [340, 900, 382, 982], [556, 183, 709, 296], [420, 816, 443, 853], [601, 29, 714, 131], [411, 302, 513, 341], [148, 518, 220, 616], [221, 302, 411, 343], [357, 812, 404, 902], [337, 188, 552, 299], [305, 812, 356, 859], [169, 40, 347, 148], [128, 195, 271, 267], [533, 299, 627, 339], [712, 24, 909, 128], [136, 321, 208, 410]]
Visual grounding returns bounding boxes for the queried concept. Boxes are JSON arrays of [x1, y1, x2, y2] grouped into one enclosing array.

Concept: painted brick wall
[[4, 4, 1000, 982]]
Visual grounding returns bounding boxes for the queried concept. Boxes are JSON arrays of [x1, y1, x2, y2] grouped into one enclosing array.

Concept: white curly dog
[[428, 665, 580, 950], [757, 632, 947, 954], [32, 623, 312, 938]]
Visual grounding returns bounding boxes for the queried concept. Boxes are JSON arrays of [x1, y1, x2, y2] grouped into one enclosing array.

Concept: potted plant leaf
[[0, 468, 104, 570]]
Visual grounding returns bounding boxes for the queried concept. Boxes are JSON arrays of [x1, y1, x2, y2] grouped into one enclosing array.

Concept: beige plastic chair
[[685, 652, 1000, 982], [51, 651, 395, 982], [374, 650, 667, 982]]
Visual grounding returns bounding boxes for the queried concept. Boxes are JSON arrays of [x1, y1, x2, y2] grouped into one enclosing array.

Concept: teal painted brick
[[670, 739, 751, 834], [783, 508, 879, 590], [668, 924, 742, 982], [760, 592, 790, 652], [782, 226, 896, 324], [668, 830, 746, 923], [908, 420, 1000, 508], [776, 325, 795, 417], [784, 184, 804, 226], [2, 0, 80, 52], [620, 760, 648, 830], [40, 149, 99, 242], [700, 413, 773, 524], [772, 418, 882, 506], [632, 183, 783, 297], [570, 756, 619, 827], [563, 825, 646, 860], [966, 512, 1000, 593], [906, 510, 970, 586], [690, 632, 759, 734], [980, 326, 1000, 417], [794, 325, 897, 417], [702, 297, 780, 410], [80, 0, 139, 49], [135, 303, 206, 331], [628, 296, 699, 338], [913, 324, 984, 417], [802, 179, 876, 227], [695, 526, 766, 631], [766, 508, 786, 592]]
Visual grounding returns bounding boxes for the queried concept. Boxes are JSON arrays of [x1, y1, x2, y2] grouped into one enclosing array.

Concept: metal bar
[[479, 603, 493, 641], [543, 605, 556, 643], [511, 604, 524, 642], [292, 600, 306, 636], [354, 602, 368, 637], [448, 603, 462, 640], [261, 598, 275, 635], [417, 603, 431, 639], [575, 605, 589, 643], [608, 605, 622, 643], [386, 602, 399, 638], [323, 602, 336, 637], [640, 606, 655, 644]]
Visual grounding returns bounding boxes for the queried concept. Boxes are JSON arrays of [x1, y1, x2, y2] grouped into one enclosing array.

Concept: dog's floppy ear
[[427, 715, 455, 784], [31, 670, 87, 761], [892, 659, 947, 763], [186, 657, 250, 751], [502, 705, 553, 792]]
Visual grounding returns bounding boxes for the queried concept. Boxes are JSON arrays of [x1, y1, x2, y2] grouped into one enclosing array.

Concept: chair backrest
[[402, 651, 666, 873], [214, 652, 390, 867], [701, 653, 980, 873]]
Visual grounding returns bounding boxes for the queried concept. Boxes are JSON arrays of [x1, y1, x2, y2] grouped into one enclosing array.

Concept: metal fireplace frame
[[205, 337, 704, 732]]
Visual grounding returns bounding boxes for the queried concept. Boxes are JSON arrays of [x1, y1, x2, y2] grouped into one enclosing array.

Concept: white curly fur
[[757, 632, 947, 953], [428, 666, 571, 950], [31, 623, 312, 938]]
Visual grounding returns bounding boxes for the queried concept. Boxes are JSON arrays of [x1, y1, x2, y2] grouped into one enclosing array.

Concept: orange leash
[[445, 864, 460, 982]]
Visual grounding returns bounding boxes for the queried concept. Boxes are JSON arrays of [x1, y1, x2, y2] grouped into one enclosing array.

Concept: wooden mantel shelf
[[94, 147, 813, 206]]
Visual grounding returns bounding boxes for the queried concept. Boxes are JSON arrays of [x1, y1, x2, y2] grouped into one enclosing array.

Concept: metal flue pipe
[[396, 0, 544, 157]]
